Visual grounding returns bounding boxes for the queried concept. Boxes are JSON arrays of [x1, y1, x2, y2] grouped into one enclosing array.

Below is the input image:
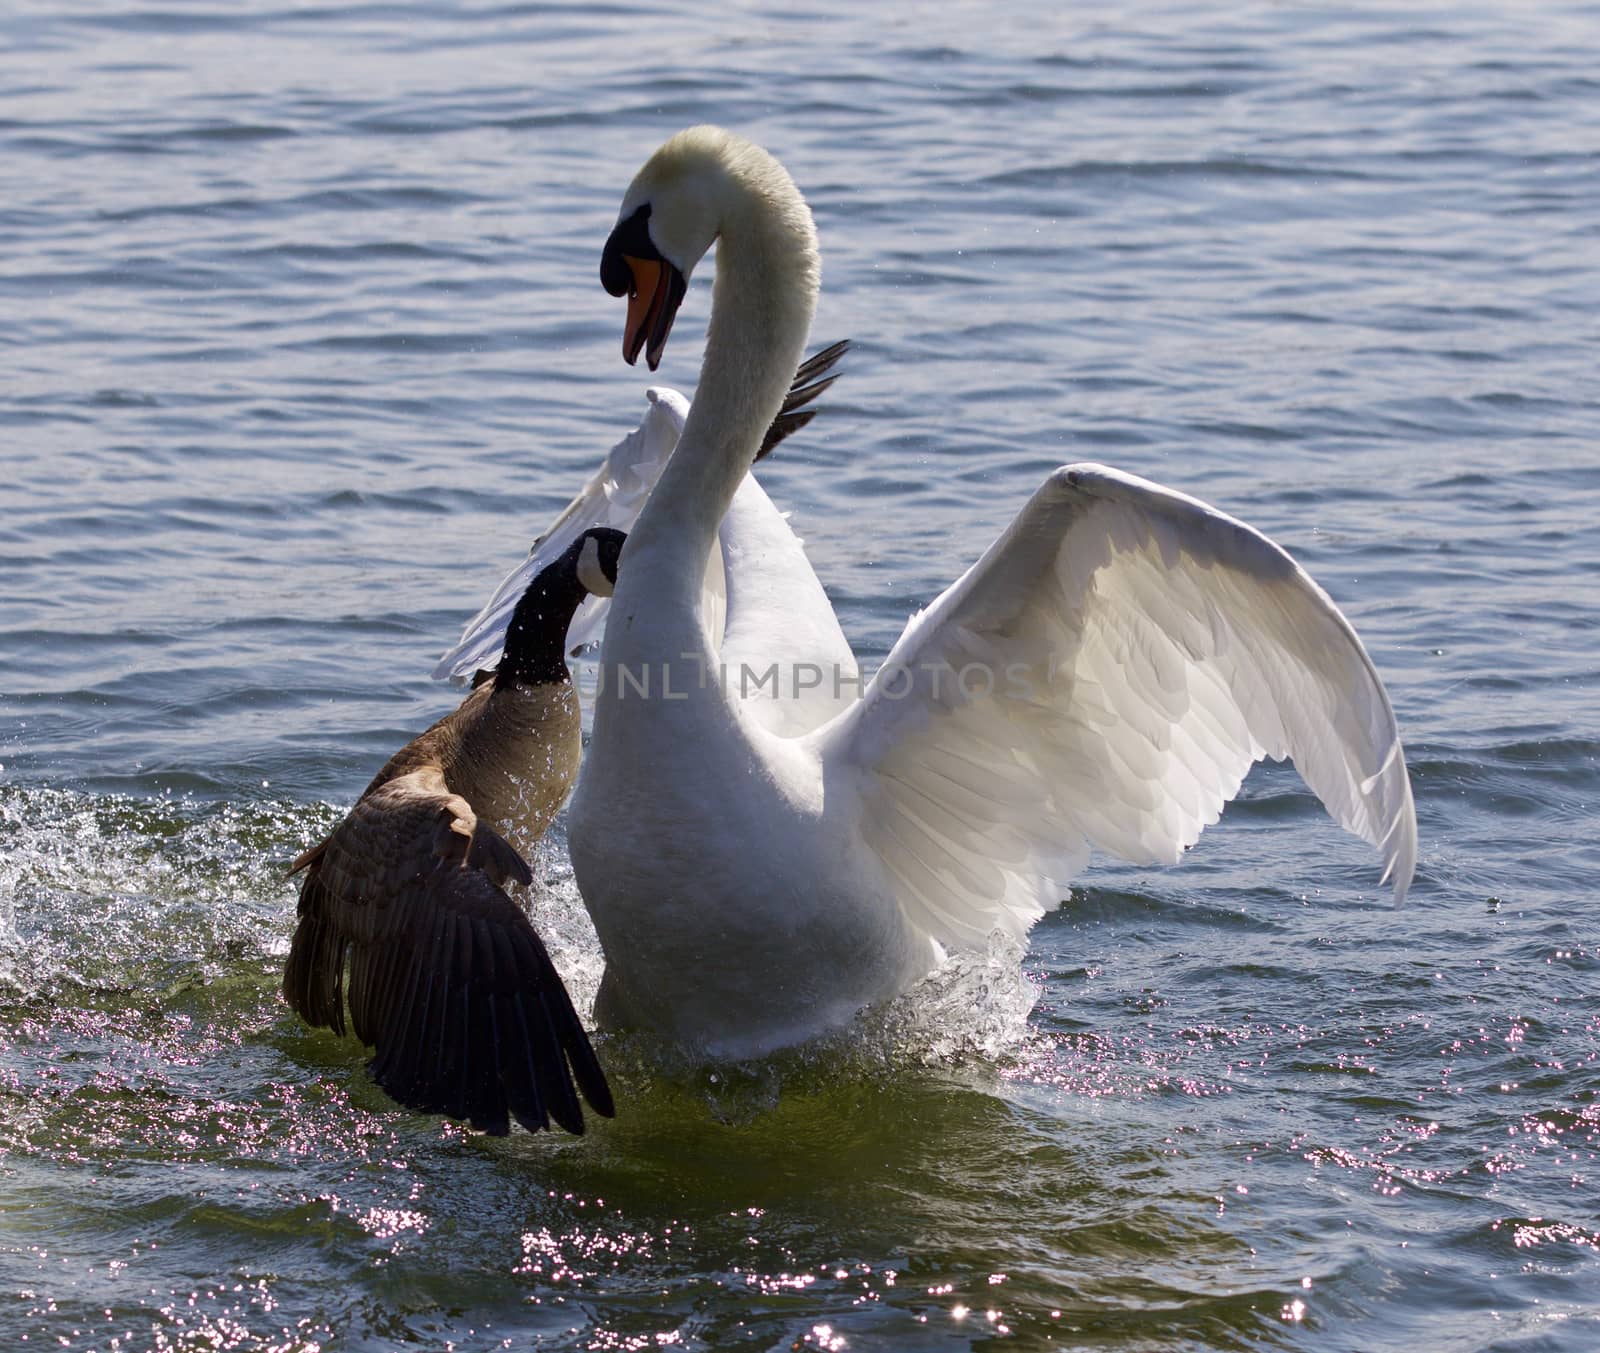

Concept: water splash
[[0, 783, 320, 999]]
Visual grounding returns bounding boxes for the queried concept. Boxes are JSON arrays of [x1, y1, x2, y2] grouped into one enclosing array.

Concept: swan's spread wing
[[718, 473, 858, 736], [283, 768, 614, 1135], [433, 390, 690, 682], [816, 463, 1417, 949], [718, 337, 857, 735]]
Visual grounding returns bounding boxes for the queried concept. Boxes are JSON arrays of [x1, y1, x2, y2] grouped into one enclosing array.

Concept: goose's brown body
[[367, 677, 581, 843]]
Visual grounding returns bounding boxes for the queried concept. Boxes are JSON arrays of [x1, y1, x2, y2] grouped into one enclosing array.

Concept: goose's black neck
[[495, 556, 586, 691]]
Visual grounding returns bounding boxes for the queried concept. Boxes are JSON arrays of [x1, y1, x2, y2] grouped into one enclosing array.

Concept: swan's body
[[285, 530, 625, 1134], [557, 128, 1417, 1059]]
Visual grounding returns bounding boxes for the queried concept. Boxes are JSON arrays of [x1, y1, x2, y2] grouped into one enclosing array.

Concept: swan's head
[[600, 126, 817, 370], [573, 526, 627, 599]]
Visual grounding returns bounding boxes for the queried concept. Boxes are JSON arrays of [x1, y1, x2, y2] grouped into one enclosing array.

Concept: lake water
[[2, 2, 1597, 1349]]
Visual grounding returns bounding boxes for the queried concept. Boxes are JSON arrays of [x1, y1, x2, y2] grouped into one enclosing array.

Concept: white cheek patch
[[576, 536, 615, 597]]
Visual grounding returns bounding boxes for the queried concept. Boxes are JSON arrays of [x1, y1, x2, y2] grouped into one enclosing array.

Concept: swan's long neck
[[626, 174, 819, 579]]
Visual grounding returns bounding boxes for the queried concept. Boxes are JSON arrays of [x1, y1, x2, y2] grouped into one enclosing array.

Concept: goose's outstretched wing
[[812, 464, 1417, 949], [283, 767, 613, 1135], [433, 341, 851, 684]]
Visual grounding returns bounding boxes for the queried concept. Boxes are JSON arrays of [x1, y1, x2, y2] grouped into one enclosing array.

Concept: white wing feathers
[[817, 463, 1417, 950], [718, 475, 860, 736], [432, 387, 694, 683]]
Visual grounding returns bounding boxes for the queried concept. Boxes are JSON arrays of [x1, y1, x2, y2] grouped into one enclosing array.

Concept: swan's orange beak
[[601, 204, 687, 372], [618, 255, 686, 371]]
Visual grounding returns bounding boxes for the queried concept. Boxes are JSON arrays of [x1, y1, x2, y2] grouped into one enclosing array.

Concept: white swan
[[571, 127, 1417, 1060]]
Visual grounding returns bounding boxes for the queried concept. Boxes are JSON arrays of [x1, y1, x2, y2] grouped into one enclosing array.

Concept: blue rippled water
[[3, 2, 1598, 1349]]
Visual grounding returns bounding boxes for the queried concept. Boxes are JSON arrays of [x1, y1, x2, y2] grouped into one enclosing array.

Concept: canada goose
[[544, 126, 1416, 1059], [283, 527, 626, 1135]]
